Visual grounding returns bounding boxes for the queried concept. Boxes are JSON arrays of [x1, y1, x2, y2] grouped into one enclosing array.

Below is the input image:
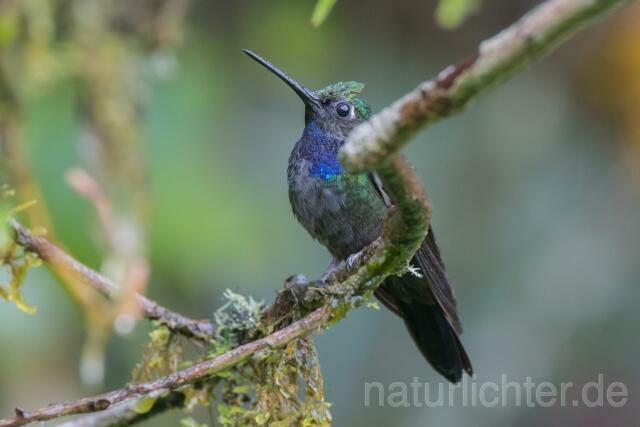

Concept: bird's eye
[[335, 102, 352, 118]]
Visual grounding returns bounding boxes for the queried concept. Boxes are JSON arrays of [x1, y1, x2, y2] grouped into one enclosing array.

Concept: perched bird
[[244, 49, 473, 383]]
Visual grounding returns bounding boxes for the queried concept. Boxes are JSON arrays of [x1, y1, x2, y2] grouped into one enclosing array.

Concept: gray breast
[[287, 156, 386, 259]]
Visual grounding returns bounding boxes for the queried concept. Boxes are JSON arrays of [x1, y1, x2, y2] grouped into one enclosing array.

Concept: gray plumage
[[244, 49, 473, 382]]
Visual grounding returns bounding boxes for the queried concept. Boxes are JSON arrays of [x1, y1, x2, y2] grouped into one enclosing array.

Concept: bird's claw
[[320, 256, 342, 283], [319, 271, 333, 284], [346, 249, 365, 272], [282, 274, 328, 306]]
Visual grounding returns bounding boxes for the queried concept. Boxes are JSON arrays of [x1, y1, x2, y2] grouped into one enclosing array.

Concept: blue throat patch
[[303, 120, 344, 181], [311, 162, 343, 181]]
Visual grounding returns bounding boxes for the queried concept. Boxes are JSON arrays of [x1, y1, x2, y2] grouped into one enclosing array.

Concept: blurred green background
[[1, 0, 639, 425]]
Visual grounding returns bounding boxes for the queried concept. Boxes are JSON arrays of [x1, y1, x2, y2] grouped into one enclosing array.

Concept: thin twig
[[57, 392, 186, 427], [10, 220, 215, 342], [341, 0, 631, 172]]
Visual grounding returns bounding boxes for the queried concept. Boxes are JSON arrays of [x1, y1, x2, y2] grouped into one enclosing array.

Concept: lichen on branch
[[340, 0, 632, 173]]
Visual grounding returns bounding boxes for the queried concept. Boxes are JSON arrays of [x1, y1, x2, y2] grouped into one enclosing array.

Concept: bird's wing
[[368, 170, 463, 333]]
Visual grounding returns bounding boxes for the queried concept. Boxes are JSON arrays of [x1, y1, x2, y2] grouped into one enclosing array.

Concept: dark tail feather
[[401, 302, 473, 383]]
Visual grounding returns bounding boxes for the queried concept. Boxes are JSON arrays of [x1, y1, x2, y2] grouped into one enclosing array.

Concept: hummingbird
[[244, 49, 473, 383]]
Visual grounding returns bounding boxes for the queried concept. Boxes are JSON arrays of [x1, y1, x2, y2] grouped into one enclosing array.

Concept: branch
[[2, 151, 430, 427], [56, 392, 185, 427], [9, 220, 214, 342], [2, 126, 430, 427], [0, 0, 630, 425], [340, 0, 631, 172], [0, 307, 331, 427]]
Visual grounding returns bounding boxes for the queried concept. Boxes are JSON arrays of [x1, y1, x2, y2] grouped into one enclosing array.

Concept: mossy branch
[[1, 150, 430, 427], [340, 0, 631, 172], [0, 0, 631, 425], [0, 307, 330, 427]]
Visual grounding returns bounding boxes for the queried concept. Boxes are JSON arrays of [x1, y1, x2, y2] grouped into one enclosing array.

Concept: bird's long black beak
[[243, 49, 322, 112]]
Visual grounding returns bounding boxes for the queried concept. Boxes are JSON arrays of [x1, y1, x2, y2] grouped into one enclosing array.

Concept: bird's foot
[[346, 248, 366, 272], [283, 274, 327, 304], [283, 274, 311, 300], [268, 274, 317, 327], [320, 256, 342, 283]]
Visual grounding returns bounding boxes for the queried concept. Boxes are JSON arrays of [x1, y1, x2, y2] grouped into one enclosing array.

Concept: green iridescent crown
[[316, 81, 371, 120]]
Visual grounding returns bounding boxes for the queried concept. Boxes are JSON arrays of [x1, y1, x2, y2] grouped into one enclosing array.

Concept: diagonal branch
[[340, 0, 632, 172], [9, 220, 215, 342], [56, 391, 186, 427], [0, 307, 331, 427]]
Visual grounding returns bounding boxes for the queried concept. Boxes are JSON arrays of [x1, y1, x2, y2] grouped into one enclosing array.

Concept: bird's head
[[243, 49, 371, 139]]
